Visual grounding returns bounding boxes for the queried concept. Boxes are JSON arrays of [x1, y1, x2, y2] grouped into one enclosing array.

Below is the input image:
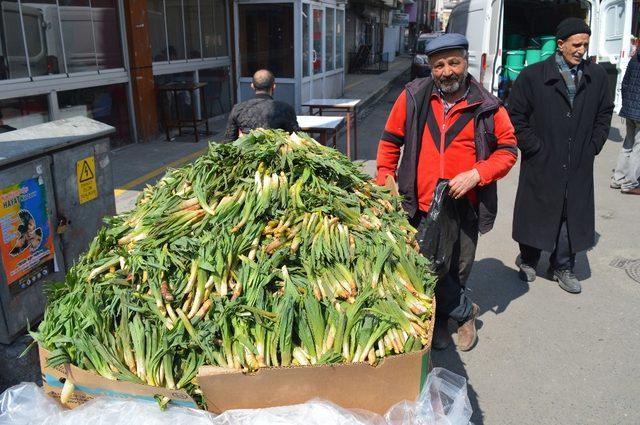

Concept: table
[[158, 82, 210, 143], [302, 98, 361, 159], [297, 115, 344, 148]]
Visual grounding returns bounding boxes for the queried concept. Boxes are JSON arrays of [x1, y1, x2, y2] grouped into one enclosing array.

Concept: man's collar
[[556, 52, 584, 70], [255, 92, 273, 99], [545, 53, 592, 83]]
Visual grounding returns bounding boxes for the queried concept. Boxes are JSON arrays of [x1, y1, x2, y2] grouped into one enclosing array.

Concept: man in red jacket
[[376, 34, 517, 351]]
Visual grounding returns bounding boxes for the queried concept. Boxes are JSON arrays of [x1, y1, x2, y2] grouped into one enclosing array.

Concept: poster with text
[[0, 178, 55, 294]]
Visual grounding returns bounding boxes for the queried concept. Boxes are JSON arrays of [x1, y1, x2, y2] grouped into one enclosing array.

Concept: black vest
[[397, 76, 502, 234]]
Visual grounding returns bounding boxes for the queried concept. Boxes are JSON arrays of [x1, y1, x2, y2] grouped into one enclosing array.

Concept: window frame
[[0, 0, 128, 87], [151, 0, 232, 68], [0, 0, 137, 143]]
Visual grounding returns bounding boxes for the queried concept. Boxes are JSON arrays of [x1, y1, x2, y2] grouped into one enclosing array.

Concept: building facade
[[0, 0, 233, 147], [1, 0, 368, 144], [234, 0, 346, 111]]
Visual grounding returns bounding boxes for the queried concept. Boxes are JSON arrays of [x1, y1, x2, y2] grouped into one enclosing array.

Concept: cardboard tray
[[39, 346, 198, 409], [40, 302, 434, 415]]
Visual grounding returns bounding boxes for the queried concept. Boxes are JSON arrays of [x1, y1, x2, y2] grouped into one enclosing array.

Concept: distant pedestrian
[[376, 34, 517, 351], [224, 69, 299, 141], [610, 52, 640, 195], [508, 18, 614, 294]]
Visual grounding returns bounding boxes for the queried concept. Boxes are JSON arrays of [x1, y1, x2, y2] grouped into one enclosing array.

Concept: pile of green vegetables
[[32, 130, 435, 406]]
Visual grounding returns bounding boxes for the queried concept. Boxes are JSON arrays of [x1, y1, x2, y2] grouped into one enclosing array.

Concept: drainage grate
[[610, 257, 640, 283]]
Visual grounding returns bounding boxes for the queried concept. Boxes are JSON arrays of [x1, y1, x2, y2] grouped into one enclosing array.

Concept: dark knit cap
[[556, 17, 591, 41]]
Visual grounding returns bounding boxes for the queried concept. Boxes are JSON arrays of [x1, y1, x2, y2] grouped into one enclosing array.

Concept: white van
[[446, 0, 637, 111]]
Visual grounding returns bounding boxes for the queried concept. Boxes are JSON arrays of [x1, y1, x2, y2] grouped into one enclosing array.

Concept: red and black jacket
[[376, 75, 517, 234]]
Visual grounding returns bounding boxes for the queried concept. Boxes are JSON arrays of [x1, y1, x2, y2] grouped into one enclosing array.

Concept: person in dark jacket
[[610, 51, 640, 195], [224, 69, 299, 141], [377, 34, 517, 351], [508, 18, 614, 294]]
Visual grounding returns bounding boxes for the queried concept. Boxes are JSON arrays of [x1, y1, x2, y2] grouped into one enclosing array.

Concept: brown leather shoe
[[456, 303, 479, 351], [621, 187, 640, 195], [432, 317, 452, 350]]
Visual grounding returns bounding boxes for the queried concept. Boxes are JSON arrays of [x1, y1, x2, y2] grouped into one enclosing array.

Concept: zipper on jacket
[[407, 89, 419, 206], [440, 112, 446, 178], [566, 104, 574, 199]]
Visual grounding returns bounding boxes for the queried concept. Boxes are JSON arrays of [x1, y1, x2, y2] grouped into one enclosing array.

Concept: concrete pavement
[[446, 112, 640, 425]]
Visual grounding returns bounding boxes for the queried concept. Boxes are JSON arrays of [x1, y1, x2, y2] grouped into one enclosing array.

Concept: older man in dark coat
[[508, 18, 613, 294]]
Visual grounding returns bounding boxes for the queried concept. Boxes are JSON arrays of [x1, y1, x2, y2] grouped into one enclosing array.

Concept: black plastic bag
[[414, 179, 460, 278]]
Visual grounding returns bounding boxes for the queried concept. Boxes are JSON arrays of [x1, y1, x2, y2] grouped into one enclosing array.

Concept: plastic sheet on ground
[[0, 367, 472, 425]]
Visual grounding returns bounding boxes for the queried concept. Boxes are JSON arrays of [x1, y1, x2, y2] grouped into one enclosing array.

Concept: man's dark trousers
[[519, 202, 575, 271], [410, 200, 477, 323]]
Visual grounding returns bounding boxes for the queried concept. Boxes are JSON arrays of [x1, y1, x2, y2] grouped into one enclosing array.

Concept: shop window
[[313, 8, 322, 74], [0, 95, 49, 131], [57, 84, 132, 148], [0, 0, 123, 79], [197, 0, 229, 58], [326, 8, 334, 71], [0, 1, 29, 79], [185, 0, 201, 59], [213, 0, 228, 56], [238, 3, 294, 78], [60, 0, 98, 73], [154, 72, 195, 132], [200, 0, 219, 58], [199, 67, 232, 117], [20, 0, 66, 77], [89, 0, 124, 70], [302, 4, 310, 78], [165, 0, 186, 61], [150, 0, 228, 63], [59, 0, 124, 73], [336, 10, 344, 69], [148, 0, 168, 61]]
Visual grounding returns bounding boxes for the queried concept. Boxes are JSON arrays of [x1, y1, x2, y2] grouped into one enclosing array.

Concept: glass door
[[302, 3, 310, 79], [310, 6, 324, 99], [301, 2, 344, 103]]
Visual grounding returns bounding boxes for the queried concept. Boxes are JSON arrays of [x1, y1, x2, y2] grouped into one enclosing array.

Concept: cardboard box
[[39, 307, 434, 414], [39, 346, 198, 409], [198, 347, 431, 415]]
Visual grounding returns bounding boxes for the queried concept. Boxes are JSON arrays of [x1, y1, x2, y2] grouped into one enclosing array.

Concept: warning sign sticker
[[76, 156, 98, 204]]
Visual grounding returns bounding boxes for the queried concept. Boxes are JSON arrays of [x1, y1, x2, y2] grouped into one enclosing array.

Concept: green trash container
[[505, 65, 525, 80], [505, 50, 526, 68], [539, 36, 556, 60], [525, 48, 542, 65]]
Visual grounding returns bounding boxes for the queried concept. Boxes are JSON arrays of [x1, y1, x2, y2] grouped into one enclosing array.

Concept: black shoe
[[516, 256, 536, 282], [553, 269, 581, 294], [432, 317, 452, 350]]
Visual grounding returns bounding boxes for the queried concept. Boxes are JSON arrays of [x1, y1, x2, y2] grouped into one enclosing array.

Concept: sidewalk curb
[[357, 67, 410, 116]]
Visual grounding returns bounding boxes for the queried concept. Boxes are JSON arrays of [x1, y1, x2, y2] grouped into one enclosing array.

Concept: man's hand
[[448, 169, 481, 199]]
